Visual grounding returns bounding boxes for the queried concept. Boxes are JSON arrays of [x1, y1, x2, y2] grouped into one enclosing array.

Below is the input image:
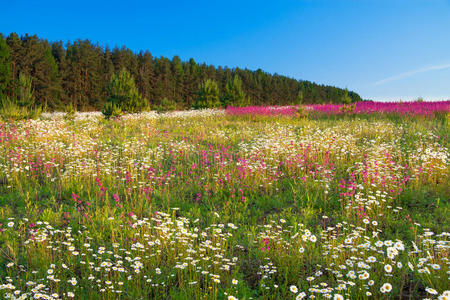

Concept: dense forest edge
[[0, 32, 362, 112]]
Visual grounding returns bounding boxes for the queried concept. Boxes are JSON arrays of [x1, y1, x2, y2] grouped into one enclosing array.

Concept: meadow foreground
[[0, 109, 448, 299]]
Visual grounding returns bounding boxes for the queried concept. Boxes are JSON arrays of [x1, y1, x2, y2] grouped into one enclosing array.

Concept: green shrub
[[101, 101, 122, 120], [339, 103, 356, 114], [296, 105, 309, 118], [63, 103, 76, 121], [0, 73, 43, 121], [0, 97, 42, 121]]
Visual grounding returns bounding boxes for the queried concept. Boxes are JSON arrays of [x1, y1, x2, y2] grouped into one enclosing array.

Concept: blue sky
[[2, 0, 450, 101]]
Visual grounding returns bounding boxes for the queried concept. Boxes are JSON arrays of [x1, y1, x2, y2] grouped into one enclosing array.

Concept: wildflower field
[[0, 105, 449, 300]]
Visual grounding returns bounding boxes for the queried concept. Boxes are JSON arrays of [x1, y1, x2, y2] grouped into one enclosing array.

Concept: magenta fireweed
[[226, 101, 449, 116]]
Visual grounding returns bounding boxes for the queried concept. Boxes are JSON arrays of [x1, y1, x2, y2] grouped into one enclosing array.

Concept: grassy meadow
[[0, 109, 448, 299]]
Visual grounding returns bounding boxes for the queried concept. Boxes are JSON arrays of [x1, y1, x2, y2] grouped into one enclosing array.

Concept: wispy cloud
[[374, 63, 450, 86]]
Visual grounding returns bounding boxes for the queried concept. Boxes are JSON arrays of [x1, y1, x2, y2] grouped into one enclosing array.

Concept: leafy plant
[[63, 103, 76, 121], [295, 105, 309, 118], [0, 96, 43, 121], [339, 103, 356, 113], [101, 101, 122, 120]]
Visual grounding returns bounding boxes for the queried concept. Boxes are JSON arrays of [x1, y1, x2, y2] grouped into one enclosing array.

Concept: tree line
[[0, 32, 362, 111]]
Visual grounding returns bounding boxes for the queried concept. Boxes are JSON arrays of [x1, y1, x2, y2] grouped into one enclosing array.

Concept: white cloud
[[374, 63, 450, 86]]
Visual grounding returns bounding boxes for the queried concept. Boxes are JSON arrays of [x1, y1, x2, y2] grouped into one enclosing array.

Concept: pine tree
[[341, 89, 352, 105], [193, 79, 220, 109], [183, 58, 200, 107], [0, 72, 42, 120], [297, 90, 304, 105], [103, 46, 115, 101], [10, 34, 62, 109], [65, 40, 104, 110], [52, 41, 69, 106], [112, 46, 138, 80], [16, 72, 34, 107], [171, 55, 184, 102], [1, 32, 363, 110], [5, 33, 21, 82], [6, 33, 23, 100], [0, 36, 11, 96], [136, 51, 155, 104], [105, 68, 148, 114], [223, 75, 246, 107], [35, 46, 61, 109]]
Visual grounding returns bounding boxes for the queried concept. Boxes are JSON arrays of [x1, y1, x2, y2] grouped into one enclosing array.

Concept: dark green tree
[[102, 46, 115, 101], [171, 55, 184, 102], [341, 89, 352, 104], [0, 72, 43, 121], [52, 41, 69, 105], [104, 68, 148, 114], [136, 51, 155, 104], [297, 90, 304, 105], [65, 40, 105, 110], [193, 79, 221, 109], [5, 33, 21, 96], [223, 75, 246, 107], [1, 32, 364, 110], [0, 36, 11, 96], [183, 58, 200, 107], [112, 46, 138, 74], [16, 72, 34, 107], [156, 97, 177, 113], [7, 34, 61, 109], [35, 47, 61, 109]]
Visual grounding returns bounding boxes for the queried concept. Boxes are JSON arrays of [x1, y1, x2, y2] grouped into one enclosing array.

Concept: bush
[[0, 96, 42, 121], [339, 103, 356, 114], [63, 103, 76, 121], [0, 73, 43, 121], [101, 101, 122, 120], [296, 105, 309, 118]]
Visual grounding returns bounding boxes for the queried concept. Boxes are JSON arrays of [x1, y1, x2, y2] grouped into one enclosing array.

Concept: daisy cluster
[[1, 211, 240, 299]]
